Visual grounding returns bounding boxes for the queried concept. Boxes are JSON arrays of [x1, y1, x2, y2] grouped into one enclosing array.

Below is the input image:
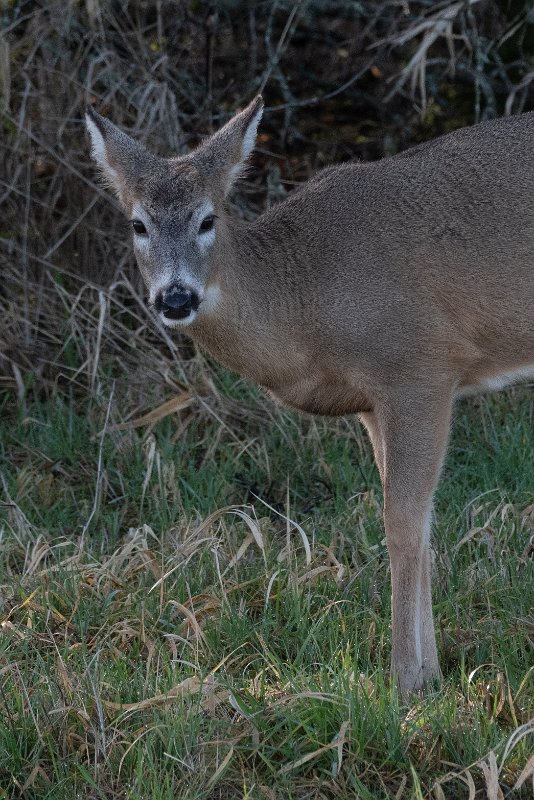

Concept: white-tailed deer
[[85, 98, 534, 695]]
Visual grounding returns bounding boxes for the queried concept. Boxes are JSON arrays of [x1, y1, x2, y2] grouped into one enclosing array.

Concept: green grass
[[1, 372, 533, 799]]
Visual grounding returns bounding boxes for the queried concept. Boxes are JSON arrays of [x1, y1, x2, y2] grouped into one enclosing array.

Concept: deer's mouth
[[160, 310, 198, 327]]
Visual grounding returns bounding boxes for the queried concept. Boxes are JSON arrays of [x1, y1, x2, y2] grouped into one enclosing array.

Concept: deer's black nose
[[155, 286, 199, 320]]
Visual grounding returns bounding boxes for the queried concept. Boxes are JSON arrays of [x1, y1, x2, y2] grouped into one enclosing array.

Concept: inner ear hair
[[223, 96, 264, 191], [238, 95, 264, 167], [85, 108, 116, 181]]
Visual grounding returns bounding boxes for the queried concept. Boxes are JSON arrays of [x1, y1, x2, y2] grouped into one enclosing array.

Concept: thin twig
[[258, 0, 304, 95], [81, 385, 114, 540]]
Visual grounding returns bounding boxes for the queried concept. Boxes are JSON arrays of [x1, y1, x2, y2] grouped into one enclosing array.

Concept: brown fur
[[86, 99, 534, 695]]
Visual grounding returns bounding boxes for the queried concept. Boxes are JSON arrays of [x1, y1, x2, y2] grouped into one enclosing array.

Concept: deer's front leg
[[376, 390, 453, 696]]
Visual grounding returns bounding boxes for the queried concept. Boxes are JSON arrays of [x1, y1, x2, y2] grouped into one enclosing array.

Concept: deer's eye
[[132, 219, 147, 235], [199, 215, 215, 234]]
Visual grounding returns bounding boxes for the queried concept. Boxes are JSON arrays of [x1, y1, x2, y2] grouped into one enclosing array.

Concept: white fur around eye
[[197, 226, 216, 252], [133, 235, 150, 256], [130, 205, 151, 260], [195, 201, 216, 252]]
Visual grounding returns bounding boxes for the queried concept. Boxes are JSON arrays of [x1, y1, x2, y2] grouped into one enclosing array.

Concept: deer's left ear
[[192, 96, 264, 195], [85, 106, 153, 206]]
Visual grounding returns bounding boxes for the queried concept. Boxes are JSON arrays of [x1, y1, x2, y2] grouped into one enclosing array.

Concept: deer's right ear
[[85, 107, 149, 205], [192, 96, 264, 195]]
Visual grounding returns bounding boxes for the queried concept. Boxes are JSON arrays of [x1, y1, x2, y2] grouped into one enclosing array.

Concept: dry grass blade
[[207, 744, 234, 788], [103, 390, 195, 433], [297, 565, 337, 585], [334, 719, 350, 776], [271, 691, 339, 708], [435, 716, 534, 797], [460, 770, 476, 800], [514, 750, 534, 791], [229, 508, 267, 566], [277, 742, 334, 775], [264, 569, 280, 610], [169, 600, 208, 646], [434, 767, 476, 799], [480, 751, 504, 800], [278, 720, 349, 776], [252, 492, 311, 566], [395, 776, 407, 799], [433, 782, 446, 800], [500, 717, 534, 767], [82, 385, 114, 537], [20, 764, 50, 792], [148, 505, 260, 594], [103, 674, 219, 713], [222, 532, 255, 576]]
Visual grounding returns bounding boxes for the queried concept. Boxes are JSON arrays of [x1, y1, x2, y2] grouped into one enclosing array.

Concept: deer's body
[[193, 115, 534, 414], [86, 100, 534, 695]]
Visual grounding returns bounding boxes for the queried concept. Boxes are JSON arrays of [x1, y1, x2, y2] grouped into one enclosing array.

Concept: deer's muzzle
[[155, 285, 200, 321]]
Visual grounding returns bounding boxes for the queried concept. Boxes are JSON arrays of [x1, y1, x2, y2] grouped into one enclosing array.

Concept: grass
[[1, 348, 533, 798]]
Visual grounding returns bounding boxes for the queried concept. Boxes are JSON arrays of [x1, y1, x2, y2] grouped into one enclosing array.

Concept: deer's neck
[[190, 215, 306, 386], [189, 209, 373, 417]]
